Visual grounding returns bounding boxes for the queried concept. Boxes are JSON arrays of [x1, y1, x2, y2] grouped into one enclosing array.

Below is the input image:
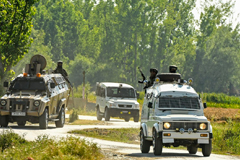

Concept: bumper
[[162, 131, 210, 144], [109, 108, 139, 117], [0, 110, 39, 116]]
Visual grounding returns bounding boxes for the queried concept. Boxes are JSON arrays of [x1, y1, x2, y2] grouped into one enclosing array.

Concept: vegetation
[[69, 108, 79, 122], [66, 119, 109, 125], [0, 130, 103, 159], [69, 128, 139, 144]]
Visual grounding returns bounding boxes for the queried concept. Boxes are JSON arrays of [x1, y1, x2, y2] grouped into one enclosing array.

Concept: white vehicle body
[[140, 73, 212, 157], [96, 82, 139, 122]]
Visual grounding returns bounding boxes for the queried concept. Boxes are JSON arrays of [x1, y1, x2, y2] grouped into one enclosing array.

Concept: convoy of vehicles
[[140, 72, 212, 157], [95, 82, 140, 122], [0, 55, 71, 129]]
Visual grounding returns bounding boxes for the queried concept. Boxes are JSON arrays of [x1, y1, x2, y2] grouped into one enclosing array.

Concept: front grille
[[159, 97, 200, 109], [164, 122, 208, 130], [10, 99, 29, 112], [118, 104, 132, 108]]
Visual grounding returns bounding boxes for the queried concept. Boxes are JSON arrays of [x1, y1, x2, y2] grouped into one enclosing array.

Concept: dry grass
[[66, 119, 111, 125], [204, 108, 240, 121]]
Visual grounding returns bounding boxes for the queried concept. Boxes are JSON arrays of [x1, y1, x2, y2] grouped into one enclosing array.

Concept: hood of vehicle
[[156, 114, 208, 122], [108, 99, 139, 104]]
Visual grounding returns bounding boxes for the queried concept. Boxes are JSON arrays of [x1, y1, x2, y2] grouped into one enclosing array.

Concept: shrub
[[69, 108, 79, 122]]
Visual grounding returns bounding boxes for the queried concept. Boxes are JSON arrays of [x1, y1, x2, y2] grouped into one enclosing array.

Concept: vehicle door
[[50, 78, 59, 115], [146, 92, 155, 137], [99, 88, 106, 113]]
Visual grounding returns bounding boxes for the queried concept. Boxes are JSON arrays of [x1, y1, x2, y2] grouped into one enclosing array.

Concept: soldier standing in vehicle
[[138, 68, 158, 89], [53, 61, 68, 78], [169, 65, 178, 73]]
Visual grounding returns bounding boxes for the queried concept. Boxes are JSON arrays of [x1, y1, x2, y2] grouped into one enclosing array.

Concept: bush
[[69, 108, 79, 122]]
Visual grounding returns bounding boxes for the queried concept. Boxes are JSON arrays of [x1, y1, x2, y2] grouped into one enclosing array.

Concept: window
[[107, 87, 136, 98]]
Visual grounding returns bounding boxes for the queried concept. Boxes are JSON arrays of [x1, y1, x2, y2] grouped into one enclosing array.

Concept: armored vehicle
[[0, 55, 72, 129], [96, 82, 140, 122], [140, 72, 212, 157]]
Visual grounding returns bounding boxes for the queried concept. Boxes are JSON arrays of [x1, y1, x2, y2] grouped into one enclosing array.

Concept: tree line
[[1, 0, 240, 95]]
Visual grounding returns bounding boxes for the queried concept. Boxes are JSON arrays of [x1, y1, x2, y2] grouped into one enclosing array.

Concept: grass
[[66, 119, 110, 125], [69, 128, 139, 144], [0, 130, 103, 160]]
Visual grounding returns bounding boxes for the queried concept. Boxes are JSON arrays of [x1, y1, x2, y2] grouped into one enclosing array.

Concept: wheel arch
[[141, 123, 148, 137]]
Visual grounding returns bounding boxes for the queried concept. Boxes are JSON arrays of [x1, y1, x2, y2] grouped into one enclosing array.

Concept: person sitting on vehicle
[[53, 61, 68, 78]]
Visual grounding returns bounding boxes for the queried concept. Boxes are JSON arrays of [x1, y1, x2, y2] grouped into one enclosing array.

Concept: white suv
[[96, 82, 140, 122], [140, 73, 212, 157]]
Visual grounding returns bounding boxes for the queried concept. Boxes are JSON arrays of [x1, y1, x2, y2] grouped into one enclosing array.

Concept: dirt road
[[0, 115, 239, 160]]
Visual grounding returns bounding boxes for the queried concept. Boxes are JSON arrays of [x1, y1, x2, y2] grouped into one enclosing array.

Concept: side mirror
[[3, 82, 8, 88], [136, 92, 140, 99], [148, 102, 153, 108], [203, 102, 207, 109], [50, 82, 56, 89]]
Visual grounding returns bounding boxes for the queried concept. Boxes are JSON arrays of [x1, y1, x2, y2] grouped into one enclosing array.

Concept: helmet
[[169, 65, 177, 73], [150, 68, 158, 74]]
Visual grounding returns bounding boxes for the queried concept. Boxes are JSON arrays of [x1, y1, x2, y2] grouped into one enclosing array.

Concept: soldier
[[169, 65, 178, 73], [146, 68, 158, 88], [53, 61, 68, 78]]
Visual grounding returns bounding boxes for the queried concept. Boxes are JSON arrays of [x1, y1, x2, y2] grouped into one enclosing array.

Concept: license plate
[[12, 112, 26, 116], [122, 111, 128, 114]]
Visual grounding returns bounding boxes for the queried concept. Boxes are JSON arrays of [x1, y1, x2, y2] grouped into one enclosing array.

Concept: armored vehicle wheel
[[140, 129, 151, 153], [188, 146, 198, 154], [17, 121, 26, 127], [153, 129, 163, 155], [134, 114, 139, 122], [202, 140, 212, 157], [0, 116, 8, 127], [55, 107, 65, 128], [104, 108, 110, 121], [96, 107, 103, 121], [39, 108, 48, 129], [124, 117, 130, 122]]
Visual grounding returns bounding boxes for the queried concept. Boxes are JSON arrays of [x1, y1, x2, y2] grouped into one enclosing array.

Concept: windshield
[[10, 79, 46, 91], [158, 97, 200, 109], [107, 87, 136, 98]]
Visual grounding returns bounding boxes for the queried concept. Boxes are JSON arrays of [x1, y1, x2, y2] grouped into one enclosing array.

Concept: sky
[[193, 0, 240, 28]]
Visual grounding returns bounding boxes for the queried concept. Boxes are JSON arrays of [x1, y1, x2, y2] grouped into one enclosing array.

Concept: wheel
[[153, 129, 163, 155], [104, 108, 110, 121], [134, 114, 139, 122], [140, 129, 151, 153], [17, 121, 26, 127], [39, 108, 48, 129], [188, 146, 198, 154], [0, 116, 8, 127], [202, 140, 212, 157], [55, 107, 65, 128], [96, 107, 102, 121], [124, 117, 130, 122]]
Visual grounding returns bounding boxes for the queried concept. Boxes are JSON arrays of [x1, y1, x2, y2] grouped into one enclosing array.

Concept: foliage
[[69, 108, 79, 122], [0, 132, 103, 159]]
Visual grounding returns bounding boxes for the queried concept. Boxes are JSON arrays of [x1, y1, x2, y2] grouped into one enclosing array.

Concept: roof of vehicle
[[152, 83, 198, 96], [100, 82, 134, 88]]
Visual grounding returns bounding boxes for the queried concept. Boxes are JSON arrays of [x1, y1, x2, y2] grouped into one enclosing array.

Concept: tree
[[0, 0, 38, 94]]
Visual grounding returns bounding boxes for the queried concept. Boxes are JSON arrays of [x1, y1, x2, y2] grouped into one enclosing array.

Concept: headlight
[[34, 100, 40, 107], [109, 103, 116, 108], [199, 123, 207, 130], [164, 122, 171, 129], [0, 100, 7, 106]]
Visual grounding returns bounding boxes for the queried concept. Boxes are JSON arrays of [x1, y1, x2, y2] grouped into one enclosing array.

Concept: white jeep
[[96, 82, 140, 122], [140, 73, 212, 157]]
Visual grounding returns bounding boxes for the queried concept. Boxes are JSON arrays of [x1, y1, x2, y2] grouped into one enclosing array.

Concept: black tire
[[39, 108, 48, 129], [96, 107, 102, 121], [140, 129, 151, 153], [124, 117, 130, 122], [188, 146, 198, 154], [17, 121, 26, 127], [0, 116, 8, 127], [134, 114, 139, 122], [202, 140, 212, 157], [55, 107, 65, 128], [104, 108, 110, 121], [153, 129, 163, 156]]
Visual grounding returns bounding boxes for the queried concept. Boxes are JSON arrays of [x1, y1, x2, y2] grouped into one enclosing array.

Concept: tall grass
[[0, 130, 103, 160]]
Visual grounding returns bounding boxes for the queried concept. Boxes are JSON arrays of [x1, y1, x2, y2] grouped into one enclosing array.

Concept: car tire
[[188, 146, 198, 154], [202, 140, 212, 157], [104, 108, 110, 121], [55, 107, 65, 128], [153, 129, 163, 156], [140, 129, 151, 153], [124, 117, 130, 122], [96, 107, 102, 121], [39, 108, 48, 129], [0, 116, 8, 127], [134, 114, 139, 122], [17, 121, 26, 127]]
